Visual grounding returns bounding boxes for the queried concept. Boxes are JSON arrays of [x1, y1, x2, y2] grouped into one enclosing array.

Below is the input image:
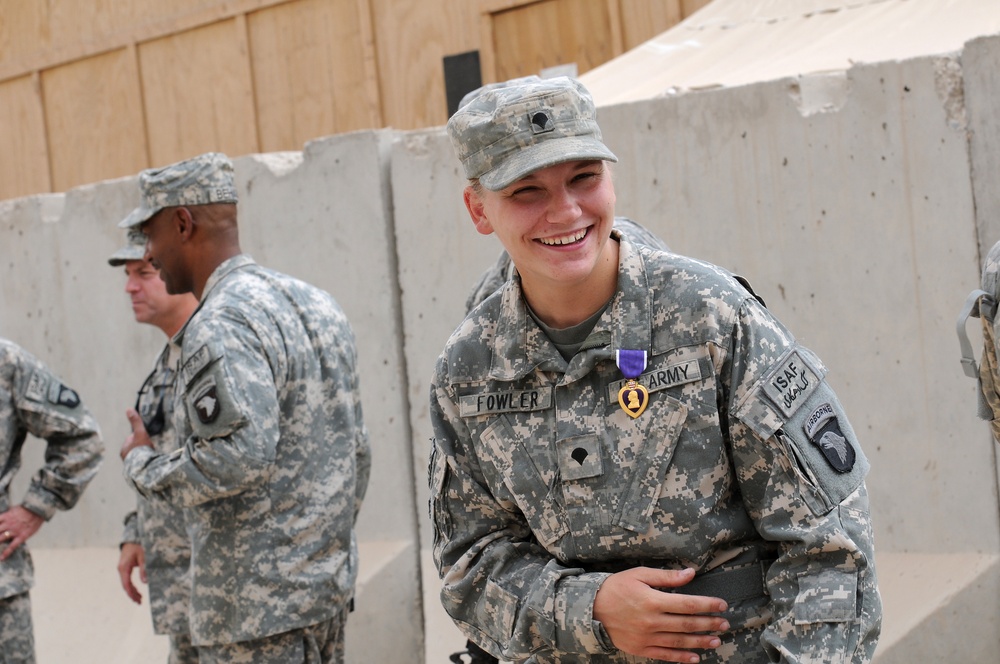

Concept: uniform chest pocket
[[476, 417, 570, 549], [587, 392, 689, 537]]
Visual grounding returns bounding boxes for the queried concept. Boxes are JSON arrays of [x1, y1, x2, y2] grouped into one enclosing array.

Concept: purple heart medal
[[616, 349, 649, 418]]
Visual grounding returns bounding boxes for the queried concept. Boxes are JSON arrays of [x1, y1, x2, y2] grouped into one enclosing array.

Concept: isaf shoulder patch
[[182, 344, 213, 387], [763, 350, 820, 417], [804, 402, 855, 473], [24, 369, 48, 403]]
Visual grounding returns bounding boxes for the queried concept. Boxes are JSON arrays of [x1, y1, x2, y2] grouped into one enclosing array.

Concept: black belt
[[666, 560, 773, 604], [593, 558, 775, 605]]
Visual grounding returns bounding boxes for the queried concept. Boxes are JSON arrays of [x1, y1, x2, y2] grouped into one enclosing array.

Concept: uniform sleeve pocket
[[793, 568, 858, 624], [479, 579, 517, 643]]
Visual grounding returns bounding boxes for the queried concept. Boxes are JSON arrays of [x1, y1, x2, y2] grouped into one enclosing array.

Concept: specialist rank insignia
[[616, 349, 649, 418]]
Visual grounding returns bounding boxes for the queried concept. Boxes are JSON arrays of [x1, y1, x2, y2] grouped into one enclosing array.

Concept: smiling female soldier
[[428, 76, 881, 664]]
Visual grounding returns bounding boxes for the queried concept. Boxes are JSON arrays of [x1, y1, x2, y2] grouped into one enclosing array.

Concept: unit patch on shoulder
[[804, 402, 855, 473], [762, 350, 819, 417], [192, 376, 220, 424], [48, 382, 80, 409]]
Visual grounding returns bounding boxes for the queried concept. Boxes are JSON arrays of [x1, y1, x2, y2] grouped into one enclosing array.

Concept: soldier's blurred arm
[[0, 344, 104, 560], [117, 541, 146, 604], [348, 351, 370, 521], [116, 510, 145, 604]]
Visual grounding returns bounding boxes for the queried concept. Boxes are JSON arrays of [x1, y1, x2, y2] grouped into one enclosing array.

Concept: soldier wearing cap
[[109, 229, 200, 662], [429, 76, 882, 663], [118, 152, 371, 663], [0, 338, 104, 662]]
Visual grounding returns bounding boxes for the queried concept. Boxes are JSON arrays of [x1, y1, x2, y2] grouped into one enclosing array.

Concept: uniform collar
[[200, 254, 256, 302], [487, 230, 653, 382], [172, 254, 256, 345]]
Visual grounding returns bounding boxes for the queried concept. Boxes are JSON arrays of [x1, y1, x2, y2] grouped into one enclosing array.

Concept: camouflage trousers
[[198, 607, 348, 664], [169, 631, 200, 664], [0, 592, 35, 664]]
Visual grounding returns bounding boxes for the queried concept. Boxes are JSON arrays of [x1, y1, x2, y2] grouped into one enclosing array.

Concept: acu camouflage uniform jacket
[[124, 255, 371, 647], [429, 232, 882, 663], [121, 340, 192, 636], [0, 338, 103, 600]]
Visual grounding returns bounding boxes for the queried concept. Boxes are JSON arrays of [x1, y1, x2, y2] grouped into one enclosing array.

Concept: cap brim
[[480, 137, 618, 191], [117, 204, 158, 229], [107, 247, 146, 267]]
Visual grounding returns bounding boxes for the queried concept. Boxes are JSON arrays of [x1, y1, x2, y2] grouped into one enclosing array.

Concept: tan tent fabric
[[581, 0, 1000, 105]]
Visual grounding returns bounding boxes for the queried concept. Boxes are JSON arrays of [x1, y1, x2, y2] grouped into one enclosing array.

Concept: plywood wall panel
[[41, 49, 148, 193], [0, 0, 702, 199], [0, 75, 50, 200], [0, 1, 48, 66], [138, 19, 259, 166], [682, 0, 714, 18], [491, 0, 617, 81], [370, 0, 480, 129], [0, 0, 290, 77], [45, 0, 217, 42], [619, 0, 683, 50], [248, 0, 380, 152]]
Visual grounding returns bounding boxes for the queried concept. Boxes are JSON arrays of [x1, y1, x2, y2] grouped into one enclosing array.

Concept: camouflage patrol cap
[[447, 76, 617, 191], [107, 228, 148, 266], [118, 152, 238, 228]]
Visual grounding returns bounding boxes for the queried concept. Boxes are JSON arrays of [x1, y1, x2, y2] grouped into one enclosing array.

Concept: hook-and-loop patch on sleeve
[[734, 347, 825, 439], [23, 368, 81, 411], [735, 346, 868, 512], [180, 342, 245, 439]]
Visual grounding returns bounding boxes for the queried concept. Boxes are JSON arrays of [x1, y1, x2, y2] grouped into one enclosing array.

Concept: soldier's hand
[[118, 542, 146, 604], [121, 408, 154, 460], [0, 505, 45, 561], [593, 567, 729, 663]]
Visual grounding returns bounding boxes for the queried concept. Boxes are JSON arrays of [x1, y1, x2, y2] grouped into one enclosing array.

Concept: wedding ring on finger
[[2, 530, 11, 540]]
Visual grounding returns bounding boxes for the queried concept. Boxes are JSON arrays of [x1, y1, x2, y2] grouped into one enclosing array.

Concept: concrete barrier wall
[[3, 31, 999, 663], [597, 52, 997, 556]]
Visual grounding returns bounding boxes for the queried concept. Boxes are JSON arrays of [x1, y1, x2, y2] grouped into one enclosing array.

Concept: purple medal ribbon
[[615, 349, 649, 418], [616, 349, 648, 379]]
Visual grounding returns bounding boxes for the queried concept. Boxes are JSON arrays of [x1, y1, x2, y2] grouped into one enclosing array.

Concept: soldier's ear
[[174, 207, 195, 242], [464, 186, 494, 236]]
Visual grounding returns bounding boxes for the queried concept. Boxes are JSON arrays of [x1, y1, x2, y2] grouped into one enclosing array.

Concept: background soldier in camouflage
[[118, 152, 371, 663], [0, 338, 104, 663], [429, 76, 882, 663], [109, 229, 200, 662]]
